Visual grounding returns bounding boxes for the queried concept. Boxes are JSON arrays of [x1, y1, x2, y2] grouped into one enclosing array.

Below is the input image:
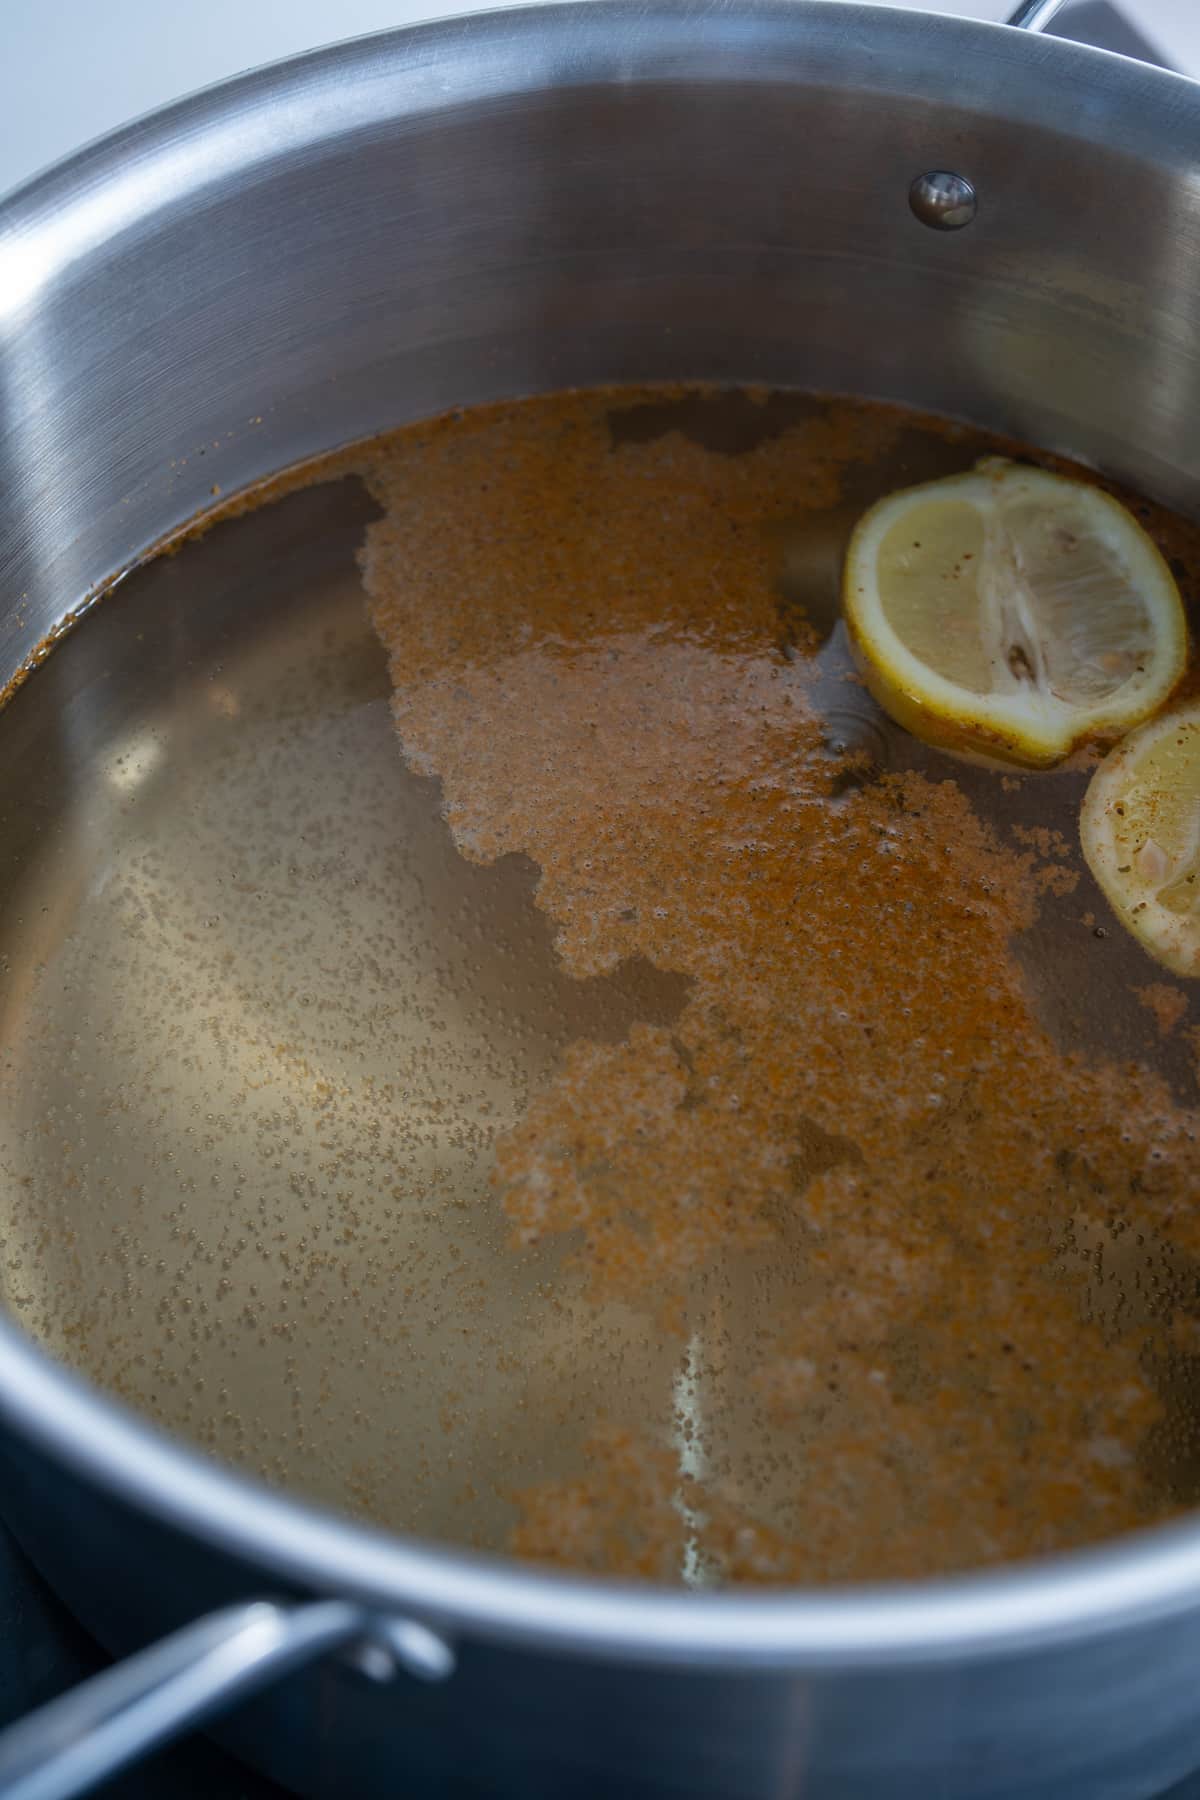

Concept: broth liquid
[[2, 390, 1199, 1583]]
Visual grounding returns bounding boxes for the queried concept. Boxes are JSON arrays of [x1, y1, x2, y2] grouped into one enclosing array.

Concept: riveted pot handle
[[0, 1598, 455, 1800]]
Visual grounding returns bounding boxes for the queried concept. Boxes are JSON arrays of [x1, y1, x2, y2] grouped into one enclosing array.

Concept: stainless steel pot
[[3, 1, 1200, 1796]]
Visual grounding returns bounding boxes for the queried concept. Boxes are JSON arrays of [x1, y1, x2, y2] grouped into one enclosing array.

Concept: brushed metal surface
[[3, 0, 1200, 684], [3, 5, 1200, 1797]]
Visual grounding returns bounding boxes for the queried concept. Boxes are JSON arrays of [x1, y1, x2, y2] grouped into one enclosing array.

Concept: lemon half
[[842, 460, 1187, 767], [1081, 703, 1200, 977]]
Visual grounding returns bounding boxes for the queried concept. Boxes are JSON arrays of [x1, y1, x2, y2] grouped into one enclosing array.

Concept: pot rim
[[2, 0, 1200, 1672]]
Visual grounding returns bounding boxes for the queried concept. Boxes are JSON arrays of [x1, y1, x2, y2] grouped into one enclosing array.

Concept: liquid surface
[[2, 389, 1200, 1584]]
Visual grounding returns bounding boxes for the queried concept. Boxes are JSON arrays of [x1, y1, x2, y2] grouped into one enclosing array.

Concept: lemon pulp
[[843, 459, 1187, 767], [1081, 704, 1200, 976]]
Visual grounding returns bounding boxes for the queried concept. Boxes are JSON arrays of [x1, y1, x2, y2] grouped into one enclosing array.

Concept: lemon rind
[[843, 465, 1188, 768], [1081, 703, 1200, 979]]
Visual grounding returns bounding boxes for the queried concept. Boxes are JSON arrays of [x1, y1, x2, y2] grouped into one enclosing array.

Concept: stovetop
[[0, 1520, 283, 1799]]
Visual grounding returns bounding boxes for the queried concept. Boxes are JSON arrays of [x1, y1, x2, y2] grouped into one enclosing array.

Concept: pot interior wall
[[2, 2, 1200, 681]]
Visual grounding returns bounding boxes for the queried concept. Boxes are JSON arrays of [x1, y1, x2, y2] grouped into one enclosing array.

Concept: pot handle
[[0, 1597, 455, 1800], [1005, 0, 1071, 29]]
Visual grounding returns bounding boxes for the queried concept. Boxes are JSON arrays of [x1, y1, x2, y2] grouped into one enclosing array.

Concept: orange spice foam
[[360, 389, 1200, 1582]]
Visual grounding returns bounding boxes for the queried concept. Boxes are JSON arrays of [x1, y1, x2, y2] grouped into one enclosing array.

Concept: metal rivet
[[345, 1617, 456, 1684], [377, 1618, 457, 1683], [909, 171, 977, 231], [350, 1640, 400, 1683]]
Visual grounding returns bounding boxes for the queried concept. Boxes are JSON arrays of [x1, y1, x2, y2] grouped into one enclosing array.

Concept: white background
[[0, 0, 1196, 197]]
